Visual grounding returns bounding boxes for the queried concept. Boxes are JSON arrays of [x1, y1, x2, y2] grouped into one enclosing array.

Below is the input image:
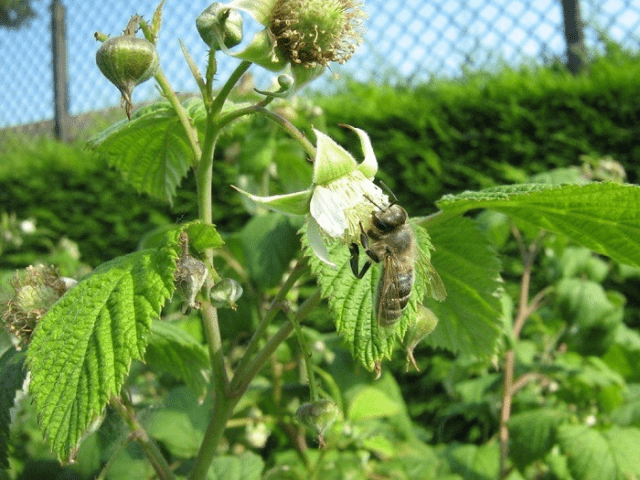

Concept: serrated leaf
[[88, 100, 198, 204], [437, 183, 640, 267], [206, 451, 265, 480], [508, 409, 564, 469], [241, 213, 301, 289], [27, 242, 179, 461], [304, 221, 437, 371], [418, 216, 503, 357], [145, 321, 209, 399], [0, 348, 26, 469], [558, 425, 640, 480]]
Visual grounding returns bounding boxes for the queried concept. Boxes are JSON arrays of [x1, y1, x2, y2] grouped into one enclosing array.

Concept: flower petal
[[312, 129, 357, 185], [232, 186, 312, 215], [227, 0, 277, 25], [307, 217, 336, 267], [340, 125, 378, 179], [310, 185, 349, 237]]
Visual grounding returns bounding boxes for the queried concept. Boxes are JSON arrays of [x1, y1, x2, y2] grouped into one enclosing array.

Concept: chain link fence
[[0, 0, 639, 131]]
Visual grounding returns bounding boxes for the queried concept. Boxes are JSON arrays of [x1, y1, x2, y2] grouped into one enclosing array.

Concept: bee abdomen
[[378, 270, 414, 326]]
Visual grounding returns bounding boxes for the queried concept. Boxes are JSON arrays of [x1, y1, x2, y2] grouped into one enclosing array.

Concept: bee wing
[[419, 255, 447, 302], [376, 253, 405, 322]]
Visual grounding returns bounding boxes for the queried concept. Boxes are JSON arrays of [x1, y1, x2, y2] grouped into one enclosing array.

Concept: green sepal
[[232, 186, 312, 216]]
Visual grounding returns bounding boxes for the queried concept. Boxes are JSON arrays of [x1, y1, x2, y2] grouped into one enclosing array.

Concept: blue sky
[[0, 0, 638, 127]]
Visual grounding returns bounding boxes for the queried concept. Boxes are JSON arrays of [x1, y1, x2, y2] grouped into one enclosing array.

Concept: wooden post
[[561, 0, 586, 74], [51, 0, 70, 141]]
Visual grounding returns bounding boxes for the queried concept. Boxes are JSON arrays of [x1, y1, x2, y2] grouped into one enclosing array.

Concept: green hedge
[[0, 137, 245, 268]]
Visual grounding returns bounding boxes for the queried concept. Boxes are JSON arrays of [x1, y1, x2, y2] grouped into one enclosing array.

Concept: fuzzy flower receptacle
[[233, 126, 388, 266], [226, 0, 366, 86]]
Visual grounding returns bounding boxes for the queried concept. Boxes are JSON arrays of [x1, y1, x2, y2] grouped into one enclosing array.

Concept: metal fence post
[[51, 0, 70, 141], [561, 0, 586, 74]]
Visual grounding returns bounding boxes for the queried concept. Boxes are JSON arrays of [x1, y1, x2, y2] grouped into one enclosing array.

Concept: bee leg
[[350, 243, 373, 279], [359, 223, 381, 263]]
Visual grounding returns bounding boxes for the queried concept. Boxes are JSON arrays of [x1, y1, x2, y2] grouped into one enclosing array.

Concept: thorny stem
[[210, 60, 252, 115], [110, 396, 175, 480]]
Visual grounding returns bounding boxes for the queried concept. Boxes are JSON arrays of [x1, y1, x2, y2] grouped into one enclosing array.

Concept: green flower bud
[[277, 74, 294, 90], [96, 36, 159, 118], [209, 278, 243, 309], [296, 399, 339, 437], [196, 3, 243, 51], [404, 305, 439, 371]]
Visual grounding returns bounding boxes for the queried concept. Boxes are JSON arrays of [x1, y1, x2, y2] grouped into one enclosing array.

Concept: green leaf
[[348, 386, 401, 421], [88, 100, 198, 204], [441, 443, 500, 480], [304, 221, 438, 371], [241, 213, 301, 289], [0, 348, 26, 469], [206, 451, 265, 480], [558, 425, 640, 480], [437, 183, 640, 267], [184, 221, 225, 254], [145, 321, 209, 400], [419, 216, 503, 357], [145, 386, 209, 459], [508, 409, 564, 469], [27, 242, 179, 461]]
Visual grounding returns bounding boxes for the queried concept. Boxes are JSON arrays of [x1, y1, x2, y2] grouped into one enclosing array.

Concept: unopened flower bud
[[96, 35, 159, 118], [209, 278, 243, 309], [404, 305, 439, 371], [175, 256, 208, 310], [277, 74, 294, 90], [295, 399, 339, 438], [196, 3, 243, 51]]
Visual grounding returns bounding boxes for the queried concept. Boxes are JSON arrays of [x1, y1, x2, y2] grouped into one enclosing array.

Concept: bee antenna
[[377, 180, 398, 206], [364, 194, 384, 210]]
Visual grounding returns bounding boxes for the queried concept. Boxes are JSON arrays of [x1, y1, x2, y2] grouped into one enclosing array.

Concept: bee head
[[370, 202, 407, 232]]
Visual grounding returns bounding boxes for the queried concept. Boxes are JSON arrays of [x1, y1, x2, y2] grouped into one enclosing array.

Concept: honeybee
[[349, 190, 446, 326]]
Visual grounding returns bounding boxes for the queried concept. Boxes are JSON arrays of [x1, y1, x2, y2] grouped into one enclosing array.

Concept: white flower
[[233, 126, 386, 266]]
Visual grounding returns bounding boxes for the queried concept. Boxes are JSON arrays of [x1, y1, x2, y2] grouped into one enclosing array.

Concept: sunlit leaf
[[27, 239, 180, 461], [437, 183, 640, 267], [418, 215, 503, 357], [88, 100, 199, 204]]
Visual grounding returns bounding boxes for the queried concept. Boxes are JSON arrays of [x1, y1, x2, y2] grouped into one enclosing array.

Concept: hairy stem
[[210, 60, 252, 115]]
